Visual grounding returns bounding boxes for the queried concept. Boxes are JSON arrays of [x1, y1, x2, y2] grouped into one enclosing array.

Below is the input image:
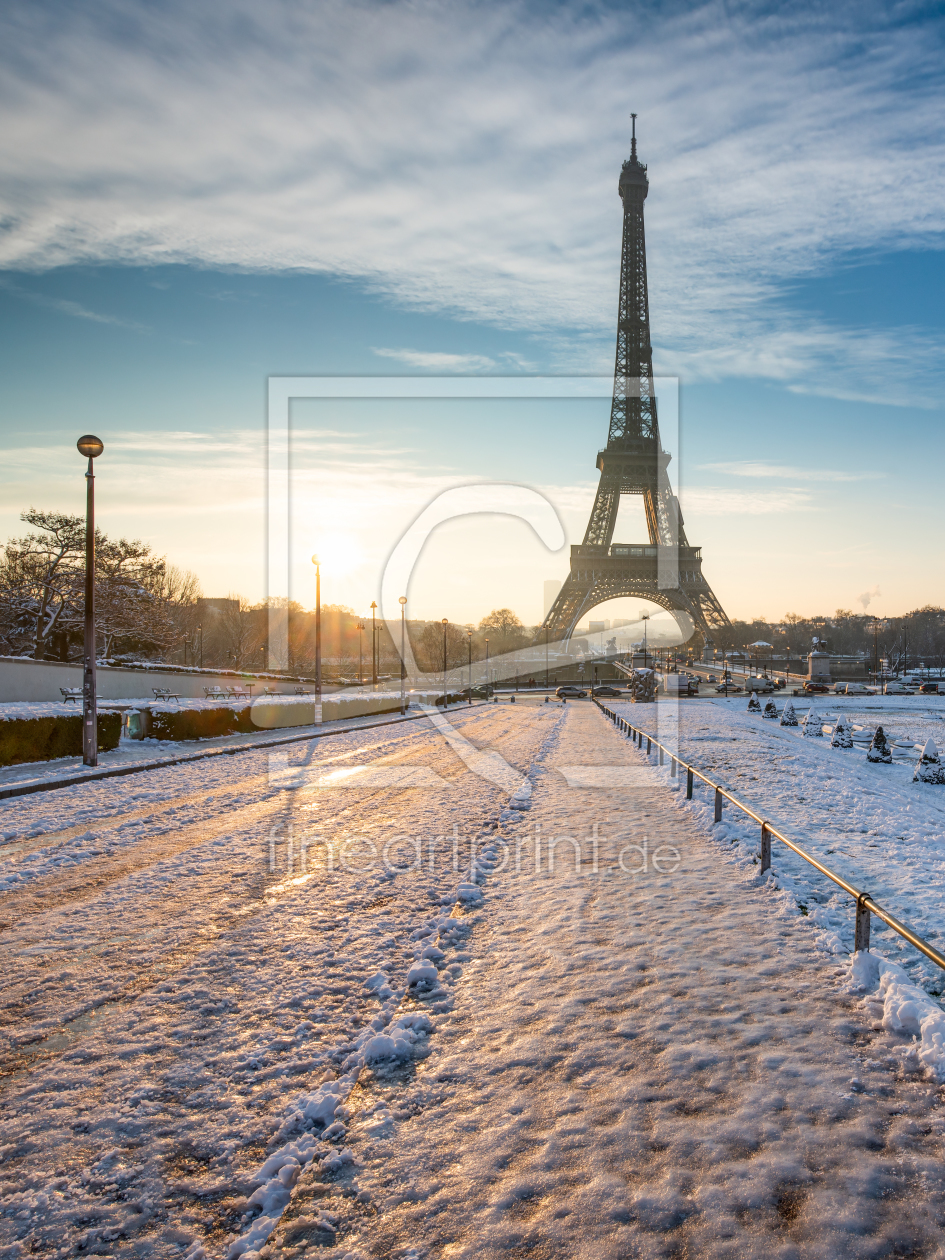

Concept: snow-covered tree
[[763, 699, 778, 719], [803, 709, 823, 737], [867, 726, 892, 764], [830, 716, 853, 749], [747, 693, 761, 712], [914, 739, 945, 784], [779, 701, 798, 727]]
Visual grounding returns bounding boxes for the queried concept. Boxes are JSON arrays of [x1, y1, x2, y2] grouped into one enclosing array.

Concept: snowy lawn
[[607, 696, 945, 994]]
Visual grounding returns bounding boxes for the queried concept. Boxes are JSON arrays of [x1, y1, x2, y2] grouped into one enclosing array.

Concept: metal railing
[[595, 699, 945, 972]]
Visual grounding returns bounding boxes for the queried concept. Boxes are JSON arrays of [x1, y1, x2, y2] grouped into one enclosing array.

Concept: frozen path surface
[[323, 704, 945, 1260]]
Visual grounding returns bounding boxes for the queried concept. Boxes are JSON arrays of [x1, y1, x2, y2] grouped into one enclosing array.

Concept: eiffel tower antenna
[[540, 126, 731, 649]]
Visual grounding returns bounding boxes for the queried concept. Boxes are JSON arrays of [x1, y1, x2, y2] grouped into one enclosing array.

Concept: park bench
[[226, 685, 252, 700], [60, 687, 83, 705], [152, 687, 181, 704], [203, 686, 228, 701]]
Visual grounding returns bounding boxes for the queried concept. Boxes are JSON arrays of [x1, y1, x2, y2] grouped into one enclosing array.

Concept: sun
[[311, 531, 364, 577]]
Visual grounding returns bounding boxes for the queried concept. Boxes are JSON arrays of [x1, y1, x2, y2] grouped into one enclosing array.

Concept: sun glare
[[311, 531, 363, 577]]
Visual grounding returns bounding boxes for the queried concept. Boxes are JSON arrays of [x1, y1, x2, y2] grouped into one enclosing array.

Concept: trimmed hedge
[[149, 705, 246, 741], [0, 711, 121, 766]]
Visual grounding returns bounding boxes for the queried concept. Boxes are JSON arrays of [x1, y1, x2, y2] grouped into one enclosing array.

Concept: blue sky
[[1, 0, 944, 629]]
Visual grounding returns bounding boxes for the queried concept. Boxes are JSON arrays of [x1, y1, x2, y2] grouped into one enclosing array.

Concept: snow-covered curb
[[847, 951, 945, 1082]]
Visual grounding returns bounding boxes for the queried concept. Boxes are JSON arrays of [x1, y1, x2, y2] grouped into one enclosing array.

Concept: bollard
[[659, 747, 664, 766], [760, 823, 771, 873], [671, 757, 677, 778], [511, 695, 516, 703], [714, 787, 723, 823], [855, 893, 871, 952], [646, 737, 651, 754], [686, 767, 693, 799]]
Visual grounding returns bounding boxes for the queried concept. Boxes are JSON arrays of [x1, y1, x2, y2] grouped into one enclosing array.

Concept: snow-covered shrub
[[0, 709, 121, 766], [779, 701, 798, 727], [803, 709, 822, 737], [747, 694, 761, 713], [148, 703, 252, 741], [914, 738, 945, 784], [830, 716, 853, 749], [867, 726, 892, 764], [762, 699, 778, 719]]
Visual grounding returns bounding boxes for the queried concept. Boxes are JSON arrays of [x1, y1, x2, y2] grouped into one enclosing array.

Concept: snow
[[3, 697, 945, 1256]]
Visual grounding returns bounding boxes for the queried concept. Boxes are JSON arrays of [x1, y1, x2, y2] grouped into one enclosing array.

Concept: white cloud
[[0, 0, 943, 398], [372, 347, 497, 372], [699, 461, 882, 482], [681, 486, 815, 515]]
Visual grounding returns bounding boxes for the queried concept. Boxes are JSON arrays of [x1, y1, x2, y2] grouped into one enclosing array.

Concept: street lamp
[[370, 601, 378, 688], [311, 555, 321, 714], [441, 618, 450, 706], [399, 596, 407, 714], [545, 624, 549, 690], [641, 614, 650, 669], [485, 638, 489, 691], [77, 435, 104, 766], [197, 623, 203, 670], [467, 628, 472, 705], [356, 620, 364, 684]]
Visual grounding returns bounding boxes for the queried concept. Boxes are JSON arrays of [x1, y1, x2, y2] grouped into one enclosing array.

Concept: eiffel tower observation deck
[[542, 118, 731, 647]]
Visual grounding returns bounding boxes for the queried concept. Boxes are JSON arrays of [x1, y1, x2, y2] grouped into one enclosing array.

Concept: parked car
[[883, 682, 915, 695], [803, 682, 831, 694], [591, 685, 622, 698], [556, 685, 588, 699], [461, 685, 493, 699]]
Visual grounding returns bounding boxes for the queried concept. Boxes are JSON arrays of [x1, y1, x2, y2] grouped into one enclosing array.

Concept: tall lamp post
[[370, 601, 378, 688], [356, 620, 364, 684], [441, 618, 449, 706], [399, 596, 407, 714], [77, 435, 104, 766], [545, 624, 549, 690], [485, 638, 489, 692], [641, 614, 650, 670], [198, 623, 203, 669], [467, 628, 472, 705], [311, 555, 321, 713]]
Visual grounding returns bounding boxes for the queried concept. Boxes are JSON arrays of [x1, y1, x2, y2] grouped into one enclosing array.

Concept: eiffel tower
[[543, 117, 730, 646]]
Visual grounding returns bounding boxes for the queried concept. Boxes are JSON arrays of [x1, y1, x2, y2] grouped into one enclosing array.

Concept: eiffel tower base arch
[[544, 550, 728, 648]]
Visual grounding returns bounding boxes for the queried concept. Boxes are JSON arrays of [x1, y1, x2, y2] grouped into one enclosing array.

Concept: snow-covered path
[[0, 704, 560, 1257], [4, 700, 945, 1258], [310, 704, 945, 1260]]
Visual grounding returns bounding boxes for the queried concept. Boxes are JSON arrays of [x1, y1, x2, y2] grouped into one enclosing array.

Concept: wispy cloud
[[682, 487, 815, 515], [0, 278, 147, 331], [699, 461, 882, 482], [372, 347, 497, 372], [0, 0, 943, 397]]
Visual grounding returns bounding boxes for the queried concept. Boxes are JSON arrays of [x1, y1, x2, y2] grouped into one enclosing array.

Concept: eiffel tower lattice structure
[[542, 118, 731, 647]]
